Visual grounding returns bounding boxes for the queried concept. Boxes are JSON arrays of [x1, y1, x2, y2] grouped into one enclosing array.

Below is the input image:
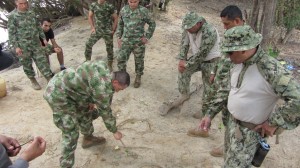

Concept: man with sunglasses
[[199, 25, 300, 167]]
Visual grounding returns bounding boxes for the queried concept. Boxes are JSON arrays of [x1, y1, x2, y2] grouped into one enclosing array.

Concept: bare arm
[[50, 39, 59, 48], [112, 13, 118, 34], [88, 11, 95, 33]]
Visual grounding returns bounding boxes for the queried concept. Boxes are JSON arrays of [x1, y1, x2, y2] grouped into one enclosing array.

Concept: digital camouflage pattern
[[204, 25, 300, 167], [181, 11, 204, 29], [8, 9, 53, 78], [223, 115, 261, 167], [220, 25, 262, 52], [116, 5, 156, 75], [84, 2, 115, 61], [178, 59, 219, 107], [44, 61, 117, 168], [202, 55, 232, 126], [178, 18, 218, 96], [178, 22, 217, 70]]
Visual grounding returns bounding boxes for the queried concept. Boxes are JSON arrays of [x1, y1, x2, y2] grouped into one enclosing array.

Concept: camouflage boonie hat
[[182, 11, 204, 29], [220, 25, 262, 52]]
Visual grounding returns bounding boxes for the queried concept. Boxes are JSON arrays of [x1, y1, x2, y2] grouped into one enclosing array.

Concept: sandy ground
[[1, 0, 300, 167]]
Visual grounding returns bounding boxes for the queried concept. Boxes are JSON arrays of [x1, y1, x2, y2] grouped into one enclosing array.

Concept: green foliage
[[277, 0, 300, 31], [218, 123, 224, 131], [284, 7, 300, 31], [268, 46, 280, 58]]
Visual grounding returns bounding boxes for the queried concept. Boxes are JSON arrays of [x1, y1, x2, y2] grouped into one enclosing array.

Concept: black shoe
[[60, 67, 66, 71]]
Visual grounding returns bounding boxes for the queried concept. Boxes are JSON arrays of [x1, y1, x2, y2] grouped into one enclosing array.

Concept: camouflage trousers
[[44, 95, 98, 168], [159, 0, 170, 10], [19, 46, 53, 78], [117, 42, 146, 76], [84, 31, 114, 61], [223, 115, 261, 168], [178, 58, 219, 105]]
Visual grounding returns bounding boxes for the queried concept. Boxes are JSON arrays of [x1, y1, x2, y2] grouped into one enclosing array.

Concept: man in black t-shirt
[[40, 18, 66, 71]]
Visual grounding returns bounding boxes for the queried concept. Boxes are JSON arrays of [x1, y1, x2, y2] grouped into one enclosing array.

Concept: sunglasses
[[226, 51, 234, 55]]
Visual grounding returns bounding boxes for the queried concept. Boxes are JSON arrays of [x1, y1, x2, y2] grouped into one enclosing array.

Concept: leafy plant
[[268, 46, 280, 58]]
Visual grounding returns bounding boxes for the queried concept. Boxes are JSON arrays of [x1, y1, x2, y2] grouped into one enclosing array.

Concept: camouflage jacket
[[44, 61, 117, 133], [8, 9, 46, 49], [90, 2, 115, 33], [178, 22, 217, 69], [116, 5, 156, 43], [204, 46, 300, 130]]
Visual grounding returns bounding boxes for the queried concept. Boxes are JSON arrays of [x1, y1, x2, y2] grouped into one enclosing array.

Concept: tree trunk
[[282, 27, 296, 44], [250, 0, 259, 32], [0, 0, 16, 13], [261, 0, 277, 49]]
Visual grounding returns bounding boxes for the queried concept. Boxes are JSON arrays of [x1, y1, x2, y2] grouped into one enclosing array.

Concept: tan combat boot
[[82, 135, 106, 149], [108, 60, 113, 72], [187, 128, 209, 137], [29, 77, 41, 90], [159, 93, 190, 116], [209, 145, 224, 157], [134, 75, 141, 88]]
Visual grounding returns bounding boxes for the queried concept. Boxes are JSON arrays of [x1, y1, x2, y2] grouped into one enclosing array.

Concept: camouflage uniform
[[140, 0, 151, 7], [84, 2, 115, 61], [116, 5, 156, 76], [8, 9, 53, 78], [178, 12, 220, 107], [202, 56, 232, 124], [43, 61, 117, 168], [204, 25, 300, 167], [158, 0, 170, 11]]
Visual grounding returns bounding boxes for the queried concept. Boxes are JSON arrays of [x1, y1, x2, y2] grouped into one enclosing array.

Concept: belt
[[232, 117, 259, 140], [233, 117, 284, 144], [203, 57, 220, 63], [234, 118, 257, 130]]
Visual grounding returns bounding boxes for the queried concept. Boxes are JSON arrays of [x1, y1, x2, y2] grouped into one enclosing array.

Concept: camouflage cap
[[220, 25, 262, 52], [182, 11, 204, 29]]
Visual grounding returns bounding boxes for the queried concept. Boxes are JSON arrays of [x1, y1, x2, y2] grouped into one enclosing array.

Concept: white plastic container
[[0, 77, 7, 98]]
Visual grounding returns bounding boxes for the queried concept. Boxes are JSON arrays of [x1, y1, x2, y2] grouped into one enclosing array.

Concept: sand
[[1, 0, 300, 167]]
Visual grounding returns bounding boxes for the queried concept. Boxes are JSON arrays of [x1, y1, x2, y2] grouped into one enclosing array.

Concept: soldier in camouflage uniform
[[198, 5, 245, 157], [199, 25, 300, 167], [43, 61, 130, 168], [116, 0, 156, 88], [140, 0, 151, 7], [158, 0, 170, 11], [159, 12, 221, 120], [8, 0, 54, 90], [84, 0, 118, 71]]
